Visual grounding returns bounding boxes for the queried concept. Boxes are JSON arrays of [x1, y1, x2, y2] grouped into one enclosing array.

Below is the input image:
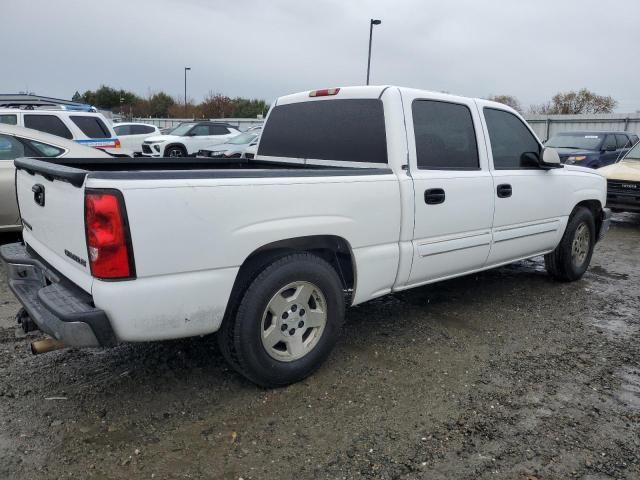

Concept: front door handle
[[497, 184, 512, 198], [425, 188, 445, 205]]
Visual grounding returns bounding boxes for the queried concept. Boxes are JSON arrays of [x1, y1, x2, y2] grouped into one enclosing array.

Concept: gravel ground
[[0, 215, 638, 480]]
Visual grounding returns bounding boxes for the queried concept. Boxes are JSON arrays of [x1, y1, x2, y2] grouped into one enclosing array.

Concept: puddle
[[591, 317, 639, 339], [615, 367, 640, 410], [589, 265, 629, 281], [504, 257, 546, 274]]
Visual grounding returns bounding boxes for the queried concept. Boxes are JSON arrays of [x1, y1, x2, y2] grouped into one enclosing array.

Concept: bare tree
[[528, 89, 617, 115], [200, 91, 234, 118], [487, 95, 523, 113]]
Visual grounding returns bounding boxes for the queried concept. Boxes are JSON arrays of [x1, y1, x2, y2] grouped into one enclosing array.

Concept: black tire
[[165, 145, 186, 157], [218, 253, 345, 387], [544, 206, 596, 281]]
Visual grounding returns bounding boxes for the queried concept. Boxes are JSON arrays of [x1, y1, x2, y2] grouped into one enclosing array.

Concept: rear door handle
[[497, 184, 512, 198], [424, 188, 445, 205]]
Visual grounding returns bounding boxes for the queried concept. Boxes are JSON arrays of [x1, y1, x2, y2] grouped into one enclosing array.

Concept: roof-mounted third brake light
[[309, 88, 341, 97]]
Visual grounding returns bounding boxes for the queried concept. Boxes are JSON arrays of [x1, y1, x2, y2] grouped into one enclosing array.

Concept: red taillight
[[85, 190, 134, 279], [309, 87, 340, 97]]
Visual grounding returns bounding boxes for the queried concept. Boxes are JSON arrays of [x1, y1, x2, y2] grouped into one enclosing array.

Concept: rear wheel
[[545, 206, 596, 281], [165, 145, 186, 157], [218, 253, 345, 387]]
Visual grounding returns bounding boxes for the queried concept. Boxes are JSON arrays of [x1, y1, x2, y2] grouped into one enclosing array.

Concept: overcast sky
[[4, 0, 640, 112]]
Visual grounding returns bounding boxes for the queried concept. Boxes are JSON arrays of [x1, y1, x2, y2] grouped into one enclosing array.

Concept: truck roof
[[274, 85, 515, 113]]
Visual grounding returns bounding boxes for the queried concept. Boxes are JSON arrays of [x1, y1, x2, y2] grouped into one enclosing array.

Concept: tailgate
[[16, 163, 93, 293]]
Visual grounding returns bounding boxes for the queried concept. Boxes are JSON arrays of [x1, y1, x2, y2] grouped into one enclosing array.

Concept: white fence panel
[[130, 117, 264, 131], [525, 113, 640, 142]]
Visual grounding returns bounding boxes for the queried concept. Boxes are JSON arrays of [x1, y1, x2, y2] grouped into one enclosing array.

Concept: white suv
[[0, 108, 123, 151], [112, 122, 160, 155], [141, 121, 240, 157]]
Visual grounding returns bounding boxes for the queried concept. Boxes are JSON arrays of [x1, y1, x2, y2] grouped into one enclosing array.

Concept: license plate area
[[8, 263, 46, 287]]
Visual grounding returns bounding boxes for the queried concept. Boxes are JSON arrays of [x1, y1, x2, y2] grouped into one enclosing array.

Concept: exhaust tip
[[31, 338, 65, 355]]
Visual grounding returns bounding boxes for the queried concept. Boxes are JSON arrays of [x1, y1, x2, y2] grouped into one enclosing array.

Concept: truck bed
[[15, 157, 391, 187]]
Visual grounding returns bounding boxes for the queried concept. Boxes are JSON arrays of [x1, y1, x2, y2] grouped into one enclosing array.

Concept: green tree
[[148, 92, 175, 117], [230, 98, 269, 118], [76, 85, 140, 110], [71, 91, 82, 103]]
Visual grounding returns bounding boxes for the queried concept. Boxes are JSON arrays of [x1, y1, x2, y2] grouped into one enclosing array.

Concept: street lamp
[[366, 19, 382, 85], [184, 66, 191, 118]]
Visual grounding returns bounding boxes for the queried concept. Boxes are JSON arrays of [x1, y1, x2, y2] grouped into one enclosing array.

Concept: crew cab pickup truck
[[1, 86, 611, 387]]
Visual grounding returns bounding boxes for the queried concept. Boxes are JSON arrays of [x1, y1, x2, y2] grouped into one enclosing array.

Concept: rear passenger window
[[484, 108, 541, 170], [113, 125, 131, 136], [0, 114, 17, 125], [412, 100, 479, 170], [25, 139, 65, 157], [259, 99, 388, 164], [0, 134, 25, 160], [131, 125, 155, 135], [615, 134, 630, 149], [210, 125, 230, 135], [70, 116, 111, 138], [24, 114, 73, 139]]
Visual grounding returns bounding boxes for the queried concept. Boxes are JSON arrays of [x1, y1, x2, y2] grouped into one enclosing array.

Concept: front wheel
[[545, 206, 596, 281], [218, 253, 345, 387], [165, 145, 186, 157]]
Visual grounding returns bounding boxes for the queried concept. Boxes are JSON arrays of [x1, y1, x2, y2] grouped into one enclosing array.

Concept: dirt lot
[[0, 215, 638, 480]]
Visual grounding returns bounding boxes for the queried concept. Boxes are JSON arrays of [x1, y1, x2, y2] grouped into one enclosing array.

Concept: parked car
[[243, 142, 257, 159], [0, 124, 111, 232], [0, 107, 125, 152], [196, 129, 261, 158], [545, 131, 638, 168], [112, 122, 160, 155], [141, 121, 240, 157], [1, 86, 610, 388], [598, 141, 640, 212]]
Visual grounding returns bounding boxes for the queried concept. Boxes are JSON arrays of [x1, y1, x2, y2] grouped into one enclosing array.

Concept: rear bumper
[[0, 243, 116, 347]]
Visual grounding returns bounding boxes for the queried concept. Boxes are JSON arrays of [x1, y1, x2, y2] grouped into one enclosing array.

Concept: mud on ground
[[0, 216, 638, 480]]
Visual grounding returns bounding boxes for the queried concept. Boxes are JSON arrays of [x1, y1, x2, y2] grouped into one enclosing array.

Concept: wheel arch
[[163, 143, 187, 156], [572, 199, 604, 240], [223, 235, 357, 324]]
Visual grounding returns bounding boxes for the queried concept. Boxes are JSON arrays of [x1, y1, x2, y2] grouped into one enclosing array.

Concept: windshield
[[546, 134, 603, 150], [228, 132, 258, 145], [169, 123, 196, 136], [622, 142, 640, 161]]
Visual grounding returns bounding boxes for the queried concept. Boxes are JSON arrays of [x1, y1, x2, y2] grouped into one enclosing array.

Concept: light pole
[[366, 19, 382, 85], [184, 66, 191, 118]]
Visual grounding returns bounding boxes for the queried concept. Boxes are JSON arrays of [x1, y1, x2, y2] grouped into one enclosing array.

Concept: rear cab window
[[258, 98, 388, 164], [23, 114, 73, 139], [70, 116, 111, 138]]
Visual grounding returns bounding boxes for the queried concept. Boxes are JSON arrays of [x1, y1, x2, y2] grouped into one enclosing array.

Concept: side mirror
[[605, 144, 617, 152], [540, 147, 562, 169]]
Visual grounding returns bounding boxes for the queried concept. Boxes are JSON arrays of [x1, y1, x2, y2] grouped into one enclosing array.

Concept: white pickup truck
[[1, 86, 611, 387]]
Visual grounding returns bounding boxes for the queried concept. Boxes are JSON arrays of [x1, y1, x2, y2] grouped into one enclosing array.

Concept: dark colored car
[[545, 131, 639, 169]]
